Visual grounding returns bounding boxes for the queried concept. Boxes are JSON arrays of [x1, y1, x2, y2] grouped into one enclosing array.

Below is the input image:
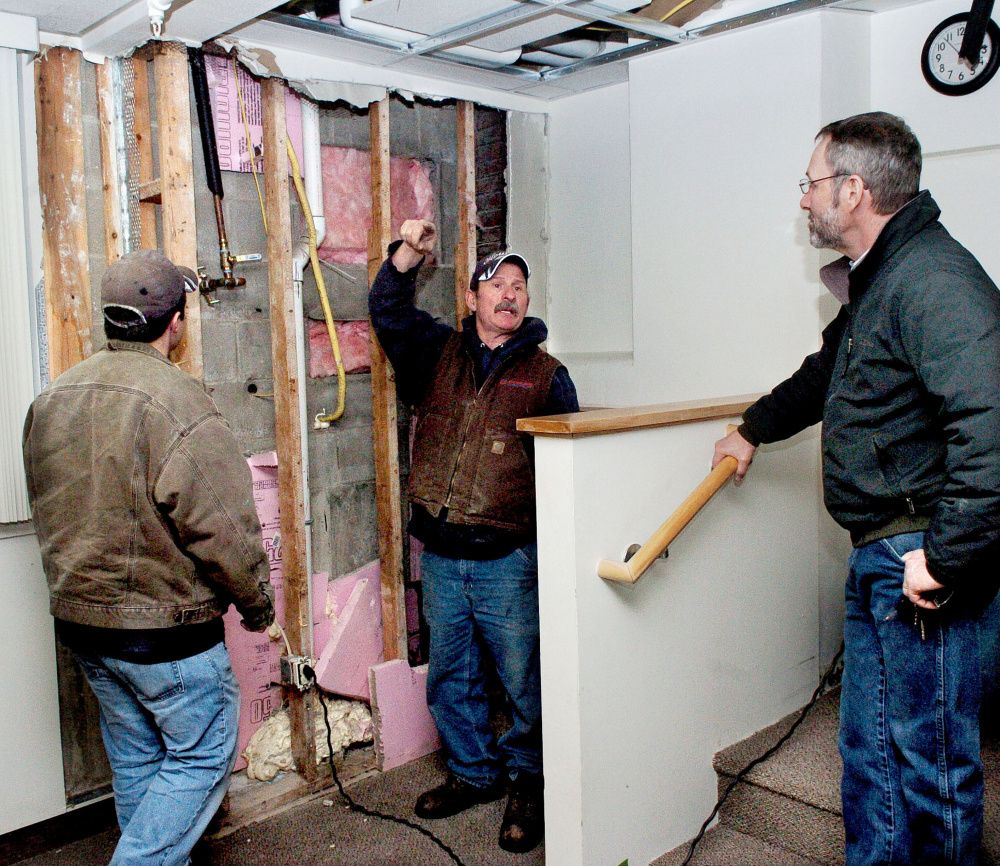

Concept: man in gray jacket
[[23, 249, 274, 866]]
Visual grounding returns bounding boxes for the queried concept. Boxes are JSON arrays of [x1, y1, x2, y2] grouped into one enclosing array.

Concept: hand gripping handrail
[[597, 454, 738, 585]]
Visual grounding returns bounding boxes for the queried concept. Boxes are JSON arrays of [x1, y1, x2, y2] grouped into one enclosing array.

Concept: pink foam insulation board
[[308, 320, 371, 378], [223, 452, 283, 771], [313, 561, 384, 701], [204, 55, 302, 175], [317, 145, 435, 266], [369, 661, 440, 772], [224, 453, 333, 770]]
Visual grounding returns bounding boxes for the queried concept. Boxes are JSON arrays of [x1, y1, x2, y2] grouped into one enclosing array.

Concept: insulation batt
[[317, 145, 434, 265], [242, 702, 373, 782], [308, 320, 371, 377]]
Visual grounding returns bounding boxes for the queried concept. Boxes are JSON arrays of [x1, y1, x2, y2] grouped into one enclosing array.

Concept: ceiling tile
[[2, 0, 135, 36]]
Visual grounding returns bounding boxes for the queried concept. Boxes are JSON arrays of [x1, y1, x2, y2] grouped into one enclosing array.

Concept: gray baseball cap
[[102, 249, 198, 331], [470, 250, 530, 293]]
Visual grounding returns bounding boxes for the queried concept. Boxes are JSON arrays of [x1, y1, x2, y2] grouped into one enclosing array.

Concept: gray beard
[[808, 206, 844, 250]]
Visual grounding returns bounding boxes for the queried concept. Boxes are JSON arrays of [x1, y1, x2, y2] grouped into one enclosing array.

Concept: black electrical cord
[[680, 642, 846, 866], [312, 676, 470, 866]]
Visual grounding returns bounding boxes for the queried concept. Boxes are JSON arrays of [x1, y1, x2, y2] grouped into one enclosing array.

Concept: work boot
[[414, 773, 505, 819], [499, 772, 544, 853]]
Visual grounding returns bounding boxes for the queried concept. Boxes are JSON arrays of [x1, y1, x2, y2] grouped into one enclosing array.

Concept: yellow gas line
[[233, 55, 268, 232], [286, 136, 346, 425]]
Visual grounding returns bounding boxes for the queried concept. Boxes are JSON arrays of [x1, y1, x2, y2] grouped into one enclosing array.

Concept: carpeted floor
[[12, 753, 543, 866]]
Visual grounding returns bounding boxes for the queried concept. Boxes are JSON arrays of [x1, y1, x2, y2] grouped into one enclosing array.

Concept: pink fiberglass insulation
[[308, 320, 371, 378], [317, 145, 435, 266]]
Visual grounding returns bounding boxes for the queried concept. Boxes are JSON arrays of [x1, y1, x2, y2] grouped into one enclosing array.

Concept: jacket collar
[[459, 314, 548, 358], [847, 190, 941, 302], [105, 339, 174, 364]]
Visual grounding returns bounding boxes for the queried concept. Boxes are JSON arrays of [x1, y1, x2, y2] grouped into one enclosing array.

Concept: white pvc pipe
[[291, 97, 324, 658], [338, 0, 521, 67]]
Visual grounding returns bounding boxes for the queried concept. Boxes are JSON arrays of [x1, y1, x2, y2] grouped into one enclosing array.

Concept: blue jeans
[[421, 544, 542, 787], [71, 641, 241, 866], [841, 532, 983, 866]]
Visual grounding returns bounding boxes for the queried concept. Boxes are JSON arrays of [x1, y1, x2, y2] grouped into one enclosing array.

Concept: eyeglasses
[[798, 174, 852, 195]]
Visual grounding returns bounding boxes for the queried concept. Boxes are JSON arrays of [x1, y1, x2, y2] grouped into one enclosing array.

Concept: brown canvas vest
[[408, 332, 562, 532]]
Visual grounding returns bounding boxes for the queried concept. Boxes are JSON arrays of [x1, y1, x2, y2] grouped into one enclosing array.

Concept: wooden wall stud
[[368, 97, 407, 663], [261, 76, 317, 780], [35, 47, 93, 378], [455, 100, 477, 327], [153, 42, 202, 379]]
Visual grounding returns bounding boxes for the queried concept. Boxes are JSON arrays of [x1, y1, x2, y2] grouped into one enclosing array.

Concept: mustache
[[494, 300, 520, 314]]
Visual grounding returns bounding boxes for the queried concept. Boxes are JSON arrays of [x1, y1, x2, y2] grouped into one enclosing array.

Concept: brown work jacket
[[22, 341, 273, 631]]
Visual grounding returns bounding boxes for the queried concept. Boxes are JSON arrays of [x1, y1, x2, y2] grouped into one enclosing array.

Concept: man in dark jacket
[[23, 250, 274, 866], [714, 112, 1000, 866], [370, 219, 578, 853]]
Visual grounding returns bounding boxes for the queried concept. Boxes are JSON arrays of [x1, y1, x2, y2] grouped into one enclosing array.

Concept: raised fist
[[400, 219, 436, 255]]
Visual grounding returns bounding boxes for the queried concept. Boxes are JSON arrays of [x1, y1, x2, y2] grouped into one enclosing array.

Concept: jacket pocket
[[872, 433, 903, 498], [468, 429, 534, 523], [872, 430, 945, 504]]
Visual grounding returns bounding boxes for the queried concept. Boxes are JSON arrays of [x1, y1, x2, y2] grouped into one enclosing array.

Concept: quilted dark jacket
[[741, 192, 1000, 600]]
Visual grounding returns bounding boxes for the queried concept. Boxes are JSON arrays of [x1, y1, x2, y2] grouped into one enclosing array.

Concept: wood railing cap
[[516, 393, 763, 438]]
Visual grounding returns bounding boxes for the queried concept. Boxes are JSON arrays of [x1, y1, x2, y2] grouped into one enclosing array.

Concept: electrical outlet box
[[280, 655, 314, 691]]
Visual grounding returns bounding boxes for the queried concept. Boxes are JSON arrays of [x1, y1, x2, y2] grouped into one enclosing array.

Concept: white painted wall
[[536, 420, 823, 866], [0, 528, 65, 833], [551, 13, 857, 409], [872, 0, 1000, 154], [0, 38, 64, 835], [547, 82, 633, 366], [545, 11, 874, 683], [507, 111, 550, 327]]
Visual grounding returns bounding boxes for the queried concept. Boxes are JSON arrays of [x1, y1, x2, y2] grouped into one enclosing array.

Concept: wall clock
[[922, 13, 1000, 94]]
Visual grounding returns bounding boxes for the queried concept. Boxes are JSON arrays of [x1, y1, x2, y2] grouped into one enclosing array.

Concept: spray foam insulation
[[243, 703, 373, 782]]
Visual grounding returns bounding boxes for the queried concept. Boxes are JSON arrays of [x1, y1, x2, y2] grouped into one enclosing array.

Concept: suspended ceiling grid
[[5, 0, 941, 101]]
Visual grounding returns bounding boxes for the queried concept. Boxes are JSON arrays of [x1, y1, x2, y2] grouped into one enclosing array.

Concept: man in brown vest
[[370, 219, 578, 853]]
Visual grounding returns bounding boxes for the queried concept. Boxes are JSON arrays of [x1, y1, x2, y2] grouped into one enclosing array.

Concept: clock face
[[922, 14, 1000, 95]]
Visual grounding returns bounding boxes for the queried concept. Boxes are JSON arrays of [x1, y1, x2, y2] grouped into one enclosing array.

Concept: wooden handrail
[[597, 426, 740, 585], [517, 394, 761, 438]]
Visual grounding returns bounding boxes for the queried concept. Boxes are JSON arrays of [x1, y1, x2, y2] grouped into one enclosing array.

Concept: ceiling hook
[[148, 0, 172, 38]]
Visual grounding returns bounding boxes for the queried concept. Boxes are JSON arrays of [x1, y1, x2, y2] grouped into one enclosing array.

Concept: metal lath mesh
[[119, 56, 141, 253]]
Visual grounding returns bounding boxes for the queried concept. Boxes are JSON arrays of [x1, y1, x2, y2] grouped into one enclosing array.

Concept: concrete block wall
[[197, 167, 279, 457], [299, 95, 463, 587], [37, 60, 510, 805]]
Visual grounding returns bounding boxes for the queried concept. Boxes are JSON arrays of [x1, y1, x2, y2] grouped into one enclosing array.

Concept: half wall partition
[[521, 396, 834, 865]]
